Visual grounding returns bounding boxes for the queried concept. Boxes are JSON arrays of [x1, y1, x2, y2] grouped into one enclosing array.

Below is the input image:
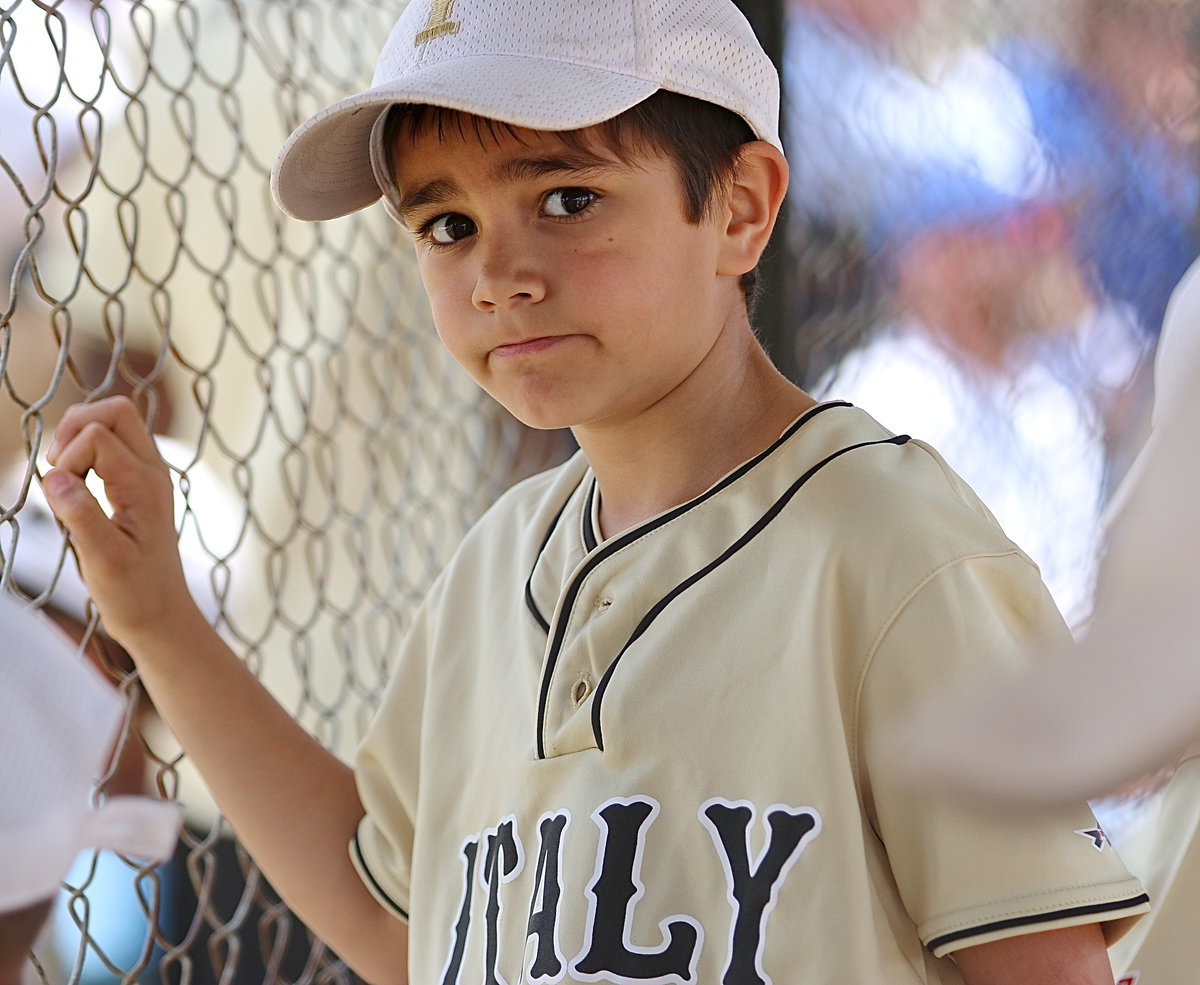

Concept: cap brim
[[271, 55, 657, 221], [0, 800, 180, 911], [0, 596, 181, 910]]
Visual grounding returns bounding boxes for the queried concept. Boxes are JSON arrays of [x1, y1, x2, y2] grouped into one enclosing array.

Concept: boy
[[40, 1, 1148, 982], [0, 593, 179, 985]]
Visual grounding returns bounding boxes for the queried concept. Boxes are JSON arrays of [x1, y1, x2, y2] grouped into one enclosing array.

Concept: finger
[[49, 420, 174, 526], [41, 468, 133, 575], [42, 465, 191, 648], [47, 396, 158, 468]]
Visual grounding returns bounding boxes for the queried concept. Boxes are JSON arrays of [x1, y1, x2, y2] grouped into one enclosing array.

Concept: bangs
[[394, 105, 534, 150]]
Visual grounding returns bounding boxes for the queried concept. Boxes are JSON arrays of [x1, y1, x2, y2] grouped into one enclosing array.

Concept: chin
[[490, 387, 596, 433], [507, 407, 584, 432]]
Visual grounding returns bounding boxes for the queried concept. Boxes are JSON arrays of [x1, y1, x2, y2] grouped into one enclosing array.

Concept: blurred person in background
[[1002, 0, 1200, 345], [786, 0, 1119, 628], [782, 0, 1049, 382], [994, 0, 1200, 480], [817, 202, 1111, 629], [784, 0, 1044, 248], [789, 0, 1200, 633]]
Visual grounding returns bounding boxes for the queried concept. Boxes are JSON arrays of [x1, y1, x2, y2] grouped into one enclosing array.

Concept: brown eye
[[428, 213, 477, 244], [543, 188, 596, 216]]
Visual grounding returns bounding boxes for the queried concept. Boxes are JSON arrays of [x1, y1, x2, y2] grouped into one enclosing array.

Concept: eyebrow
[[396, 178, 461, 225], [395, 151, 627, 227]]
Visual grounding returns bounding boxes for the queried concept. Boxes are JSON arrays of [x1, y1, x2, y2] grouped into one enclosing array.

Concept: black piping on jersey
[[353, 830, 410, 921], [582, 480, 600, 553], [589, 434, 910, 751], [524, 400, 849, 639], [925, 893, 1150, 955], [531, 401, 851, 756], [523, 493, 575, 634]]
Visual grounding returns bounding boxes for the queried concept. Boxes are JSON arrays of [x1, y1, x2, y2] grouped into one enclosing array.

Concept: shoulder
[[794, 403, 1020, 561], [783, 405, 1055, 663]]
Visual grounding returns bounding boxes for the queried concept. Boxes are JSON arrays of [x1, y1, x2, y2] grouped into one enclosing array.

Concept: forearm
[[954, 923, 1115, 985], [41, 399, 408, 980]]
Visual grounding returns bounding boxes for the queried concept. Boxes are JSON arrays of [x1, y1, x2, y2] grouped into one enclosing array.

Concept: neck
[[572, 327, 815, 540]]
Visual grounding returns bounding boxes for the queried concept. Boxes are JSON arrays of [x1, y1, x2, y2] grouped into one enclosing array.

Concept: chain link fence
[[0, 2, 565, 982], [2, 0, 1197, 982]]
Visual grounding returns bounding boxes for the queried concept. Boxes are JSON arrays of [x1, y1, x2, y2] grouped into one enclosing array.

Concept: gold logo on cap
[[415, 0, 461, 45]]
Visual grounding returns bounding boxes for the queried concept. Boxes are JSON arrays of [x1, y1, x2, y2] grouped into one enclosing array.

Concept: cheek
[[568, 237, 693, 308], [427, 301, 476, 373], [416, 261, 474, 353]]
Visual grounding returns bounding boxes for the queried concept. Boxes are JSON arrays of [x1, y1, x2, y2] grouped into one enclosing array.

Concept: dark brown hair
[[384, 91, 765, 315]]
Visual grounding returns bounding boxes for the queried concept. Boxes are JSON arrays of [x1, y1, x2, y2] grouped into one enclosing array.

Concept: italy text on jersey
[[435, 795, 821, 985]]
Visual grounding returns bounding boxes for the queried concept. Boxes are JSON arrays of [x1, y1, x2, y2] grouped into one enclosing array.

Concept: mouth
[[489, 335, 569, 359]]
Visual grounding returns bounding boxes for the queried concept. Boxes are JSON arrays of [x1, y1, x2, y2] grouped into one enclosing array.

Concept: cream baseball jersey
[[353, 402, 1147, 984]]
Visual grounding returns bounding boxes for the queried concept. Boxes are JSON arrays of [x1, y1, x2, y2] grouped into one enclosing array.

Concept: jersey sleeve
[[858, 549, 1149, 958], [350, 593, 440, 923]]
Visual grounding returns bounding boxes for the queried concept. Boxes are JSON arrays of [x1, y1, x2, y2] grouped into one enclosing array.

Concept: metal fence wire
[[0, 2, 563, 983]]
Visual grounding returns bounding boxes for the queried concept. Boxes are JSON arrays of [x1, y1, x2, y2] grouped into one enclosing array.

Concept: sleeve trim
[[351, 830, 410, 921], [926, 893, 1150, 954]]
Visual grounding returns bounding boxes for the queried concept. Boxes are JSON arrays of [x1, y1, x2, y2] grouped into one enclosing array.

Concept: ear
[[717, 140, 789, 277]]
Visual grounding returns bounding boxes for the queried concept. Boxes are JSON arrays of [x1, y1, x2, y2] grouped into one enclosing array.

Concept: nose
[[470, 236, 547, 311]]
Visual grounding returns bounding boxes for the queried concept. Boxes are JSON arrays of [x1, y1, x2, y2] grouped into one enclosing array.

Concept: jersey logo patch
[[436, 795, 822, 985]]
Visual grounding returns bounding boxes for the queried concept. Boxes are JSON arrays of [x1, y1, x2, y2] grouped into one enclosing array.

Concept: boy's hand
[[42, 396, 201, 649]]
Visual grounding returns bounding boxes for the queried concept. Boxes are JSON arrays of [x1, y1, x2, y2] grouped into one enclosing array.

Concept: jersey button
[[572, 673, 593, 706]]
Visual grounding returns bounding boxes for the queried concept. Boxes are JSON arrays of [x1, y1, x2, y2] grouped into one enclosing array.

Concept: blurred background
[[0, 0, 1195, 982]]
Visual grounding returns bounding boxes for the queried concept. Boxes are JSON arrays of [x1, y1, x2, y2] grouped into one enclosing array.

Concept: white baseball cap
[[0, 593, 180, 912], [271, 0, 782, 221]]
